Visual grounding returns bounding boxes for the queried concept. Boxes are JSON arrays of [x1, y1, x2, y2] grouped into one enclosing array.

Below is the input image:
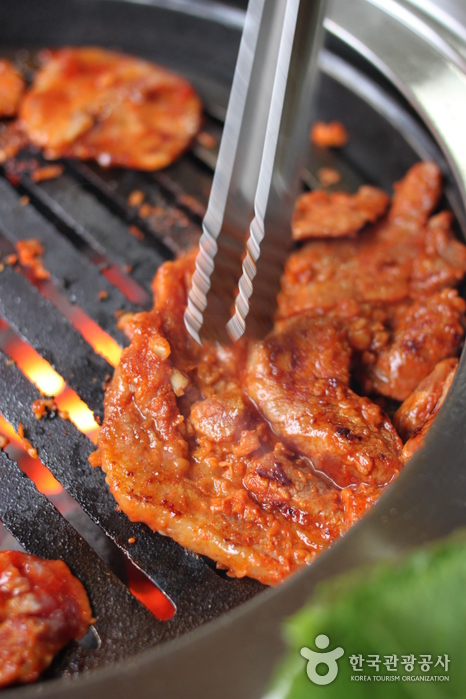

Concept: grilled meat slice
[[20, 47, 202, 170], [279, 162, 466, 398], [279, 163, 466, 319], [0, 551, 92, 688], [292, 186, 389, 240], [93, 255, 398, 586], [310, 121, 348, 148], [394, 357, 458, 462]]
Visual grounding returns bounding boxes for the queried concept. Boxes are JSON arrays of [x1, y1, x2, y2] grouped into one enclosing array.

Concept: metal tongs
[[185, 0, 327, 343]]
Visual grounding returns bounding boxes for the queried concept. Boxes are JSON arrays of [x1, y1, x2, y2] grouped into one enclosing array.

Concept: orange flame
[[71, 313, 121, 368], [0, 415, 62, 496], [102, 265, 149, 306], [125, 560, 175, 620], [3, 336, 100, 442], [5, 338, 66, 396]]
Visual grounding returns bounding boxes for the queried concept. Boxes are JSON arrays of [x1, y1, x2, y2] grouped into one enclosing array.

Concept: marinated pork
[[292, 186, 389, 240], [279, 162, 466, 398], [0, 551, 92, 688], [394, 357, 458, 462], [92, 260, 399, 586], [19, 47, 202, 170], [93, 162, 466, 586]]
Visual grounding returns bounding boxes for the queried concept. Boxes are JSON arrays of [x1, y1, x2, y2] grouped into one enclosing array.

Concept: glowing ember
[[31, 281, 122, 368], [4, 336, 65, 396], [70, 313, 121, 368], [3, 335, 99, 442], [102, 265, 149, 306], [0, 416, 62, 496], [125, 560, 174, 620], [55, 388, 99, 444]]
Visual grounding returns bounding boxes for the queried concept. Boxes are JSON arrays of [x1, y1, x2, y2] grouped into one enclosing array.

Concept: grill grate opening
[[0, 409, 176, 623], [70, 161, 202, 255], [2, 163, 164, 293], [0, 229, 122, 367], [0, 323, 99, 441]]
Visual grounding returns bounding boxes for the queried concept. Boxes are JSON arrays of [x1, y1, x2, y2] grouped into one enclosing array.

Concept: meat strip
[[292, 186, 389, 240]]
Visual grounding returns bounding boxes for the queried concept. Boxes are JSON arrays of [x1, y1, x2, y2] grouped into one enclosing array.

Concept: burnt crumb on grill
[[128, 537, 136, 544], [196, 130, 216, 149], [97, 289, 108, 301], [127, 189, 145, 207], [19, 47, 203, 171], [4, 254, 17, 266], [123, 264, 133, 274], [317, 167, 341, 187], [31, 398, 58, 420], [311, 120, 349, 148], [19, 195, 30, 206], [4, 358, 15, 367], [138, 203, 153, 219], [30, 164, 64, 183], [137, 203, 191, 234], [16, 239, 50, 280], [0, 551, 92, 689], [17, 422, 38, 458], [128, 225, 145, 241]]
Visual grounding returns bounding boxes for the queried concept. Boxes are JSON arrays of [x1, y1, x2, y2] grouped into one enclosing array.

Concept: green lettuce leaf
[[269, 531, 466, 698]]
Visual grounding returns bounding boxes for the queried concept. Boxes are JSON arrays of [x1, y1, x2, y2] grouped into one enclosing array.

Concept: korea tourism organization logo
[[300, 636, 451, 686], [300, 634, 344, 686]]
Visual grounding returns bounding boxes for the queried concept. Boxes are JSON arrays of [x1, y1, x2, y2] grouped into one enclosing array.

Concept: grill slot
[[13, 168, 166, 293], [0, 266, 111, 418], [70, 162, 203, 255], [152, 156, 212, 219], [0, 176, 136, 345]]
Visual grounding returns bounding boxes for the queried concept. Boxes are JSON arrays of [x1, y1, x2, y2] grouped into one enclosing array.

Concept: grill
[[1, 1, 466, 698]]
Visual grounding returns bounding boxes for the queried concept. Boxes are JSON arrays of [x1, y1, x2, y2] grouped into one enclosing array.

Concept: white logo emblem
[[300, 634, 344, 686]]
